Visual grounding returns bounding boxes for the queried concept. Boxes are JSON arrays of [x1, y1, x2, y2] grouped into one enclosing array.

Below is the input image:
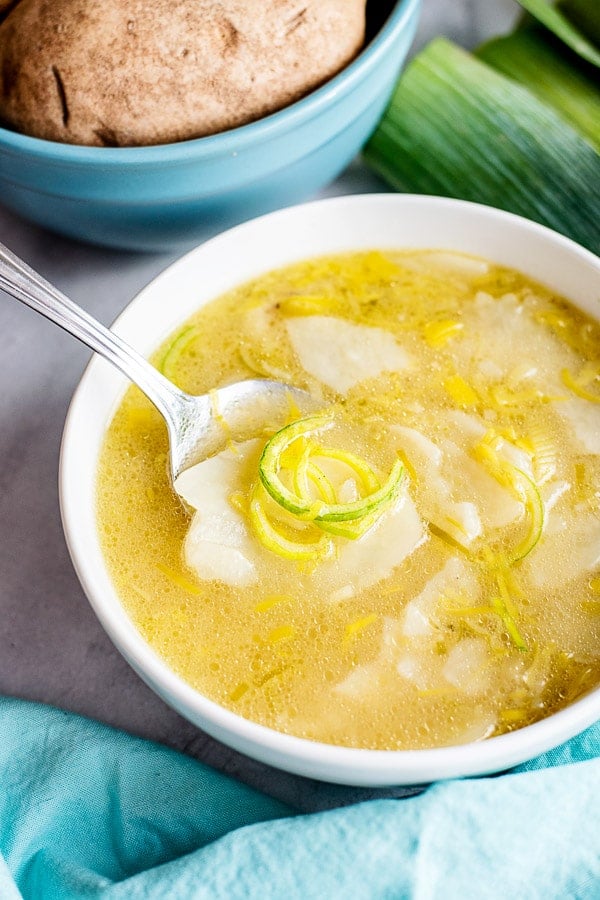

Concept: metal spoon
[[0, 241, 314, 481]]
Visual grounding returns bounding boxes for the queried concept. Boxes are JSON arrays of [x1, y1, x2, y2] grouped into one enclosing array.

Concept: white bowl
[[60, 194, 600, 786]]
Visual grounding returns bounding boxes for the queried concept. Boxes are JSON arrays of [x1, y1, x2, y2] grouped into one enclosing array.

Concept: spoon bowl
[[0, 241, 312, 481]]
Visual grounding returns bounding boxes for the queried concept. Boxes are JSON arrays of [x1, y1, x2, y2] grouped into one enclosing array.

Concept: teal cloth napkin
[[1, 697, 599, 899]]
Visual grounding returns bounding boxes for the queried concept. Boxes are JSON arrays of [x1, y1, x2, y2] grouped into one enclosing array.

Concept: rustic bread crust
[[0, 0, 366, 146]]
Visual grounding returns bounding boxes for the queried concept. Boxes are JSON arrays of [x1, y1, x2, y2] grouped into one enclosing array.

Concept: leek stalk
[[561, 0, 600, 46], [516, 0, 600, 66], [478, 26, 600, 152], [363, 0, 600, 256]]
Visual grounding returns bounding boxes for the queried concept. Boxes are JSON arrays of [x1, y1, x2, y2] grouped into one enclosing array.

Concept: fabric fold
[[0, 697, 598, 899]]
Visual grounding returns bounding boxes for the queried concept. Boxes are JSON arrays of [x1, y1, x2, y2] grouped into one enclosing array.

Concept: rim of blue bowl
[[0, 0, 420, 163]]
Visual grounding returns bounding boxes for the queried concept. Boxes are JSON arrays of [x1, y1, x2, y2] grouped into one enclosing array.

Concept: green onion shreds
[[363, 38, 600, 255]]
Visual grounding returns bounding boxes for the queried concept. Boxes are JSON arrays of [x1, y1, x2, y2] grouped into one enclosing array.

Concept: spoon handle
[[0, 241, 189, 423]]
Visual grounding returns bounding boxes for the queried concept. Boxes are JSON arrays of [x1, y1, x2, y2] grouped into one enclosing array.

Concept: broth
[[97, 250, 600, 750]]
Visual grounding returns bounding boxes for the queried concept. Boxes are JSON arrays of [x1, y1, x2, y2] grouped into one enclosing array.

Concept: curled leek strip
[[259, 415, 334, 518], [561, 366, 600, 403], [259, 416, 405, 525], [249, 482, 333, 562], [317, 503, 392, 540], [509, 472, 545, 563], [474, 441, 544, 563], [292, 445, 337, 505], [159, 325, 199, 380], [308, 446, 381, 494], [293, 454, 387, 540]]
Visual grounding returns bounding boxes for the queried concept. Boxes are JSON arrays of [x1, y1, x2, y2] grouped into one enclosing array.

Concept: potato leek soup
[[97, 250, 600, 750]]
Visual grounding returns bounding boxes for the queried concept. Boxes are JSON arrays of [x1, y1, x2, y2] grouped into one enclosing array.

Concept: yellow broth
[[97, 251, 600, 749]]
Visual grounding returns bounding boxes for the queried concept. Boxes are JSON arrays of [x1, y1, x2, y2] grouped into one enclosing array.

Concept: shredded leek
[[474, 550, 530, 651], [423, 320, 464, 348], [309, 446, 381, 494], [441, 569, 528, 652], [249, 482, 333, 562], [278, 295, 338, 317], [258, 415, 334, 518], [490, 596, 528, 652], [259, 416, 404, 524], [344, 614, 378, 642], [307, 461, 338, 502], [444, 374, 479, 407], [156, 562, 203, 596], [474, 440, 544, 564], [254, 595, 293, 613], [290, 451, 379, 537], [267, 625, 295, 644], [428, 521, 474, 556], [317, 503, 389, 540], [528, 427, 558, 483], [494, 566, 522, 624], [489, 384, 562, 409], [250, 415, 406, 558], [500, 708, 528, 724], [237, 343, 289, 382], [159, 326, 199, 382], [561, 365, 600, 402], [229, 682, 250, 702]]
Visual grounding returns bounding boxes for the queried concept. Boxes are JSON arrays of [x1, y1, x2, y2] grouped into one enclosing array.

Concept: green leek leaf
[[515, 0, 600, 66], [363, 38, 600, 255], [478, 26, 600, 152], [560, 0, 600, 46]]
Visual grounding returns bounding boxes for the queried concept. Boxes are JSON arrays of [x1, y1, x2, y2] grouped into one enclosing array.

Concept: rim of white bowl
[[60, 194, 600, 786], [0, 0, 419, 163]]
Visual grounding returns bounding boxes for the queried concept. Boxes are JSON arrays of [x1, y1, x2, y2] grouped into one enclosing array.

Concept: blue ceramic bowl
[[0, 0, 420, 251]]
